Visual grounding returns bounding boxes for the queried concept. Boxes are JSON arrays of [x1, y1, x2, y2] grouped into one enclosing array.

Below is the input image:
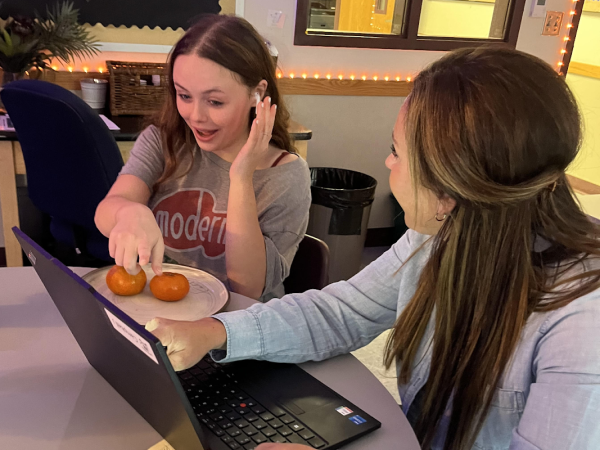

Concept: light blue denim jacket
[[212, 230, 600, 449]]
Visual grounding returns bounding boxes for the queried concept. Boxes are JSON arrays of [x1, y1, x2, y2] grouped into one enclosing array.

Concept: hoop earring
[[435, 212, 447, 222]]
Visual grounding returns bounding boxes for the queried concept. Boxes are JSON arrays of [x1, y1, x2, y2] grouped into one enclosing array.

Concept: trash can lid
[[310, 167, 377, 192], [310, 167, 377, 208]]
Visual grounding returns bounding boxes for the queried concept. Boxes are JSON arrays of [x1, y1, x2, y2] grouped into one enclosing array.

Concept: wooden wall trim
[[277, 78, 413, 96], [569, 61, 600, 80], [35, 70, 109, 91], [12, 70, 414, 97]]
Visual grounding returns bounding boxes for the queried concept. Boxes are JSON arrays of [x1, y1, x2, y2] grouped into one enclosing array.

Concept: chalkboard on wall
[[0, 0, 221, 30]]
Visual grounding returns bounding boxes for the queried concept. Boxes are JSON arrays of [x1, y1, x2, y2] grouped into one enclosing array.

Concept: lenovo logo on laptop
[[27, 251, 36, 265]]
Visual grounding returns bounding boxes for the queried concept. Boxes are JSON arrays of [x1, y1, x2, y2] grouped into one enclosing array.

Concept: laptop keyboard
[[178, 356, 328, 449]]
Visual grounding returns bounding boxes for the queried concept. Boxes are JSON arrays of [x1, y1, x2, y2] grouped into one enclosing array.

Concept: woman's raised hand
[[230, 96, 277, 179]]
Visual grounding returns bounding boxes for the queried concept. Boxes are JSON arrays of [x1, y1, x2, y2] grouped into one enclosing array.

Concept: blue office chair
[[1, 79, 123, 263]]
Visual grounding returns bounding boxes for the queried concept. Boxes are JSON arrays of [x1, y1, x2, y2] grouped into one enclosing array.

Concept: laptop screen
[[13, 227, 206, 450]]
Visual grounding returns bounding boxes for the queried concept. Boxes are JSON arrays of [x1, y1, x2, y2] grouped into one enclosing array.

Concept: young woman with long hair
[[145, 47, 600, 449], [95, 15, 311, 301]]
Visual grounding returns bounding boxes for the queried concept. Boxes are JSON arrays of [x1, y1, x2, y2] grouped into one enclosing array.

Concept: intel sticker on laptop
[[335, 406, 353, 416], [349, 415, 367, 425]]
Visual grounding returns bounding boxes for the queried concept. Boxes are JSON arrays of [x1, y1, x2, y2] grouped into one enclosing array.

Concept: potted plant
[[0, 1, 98, 85]]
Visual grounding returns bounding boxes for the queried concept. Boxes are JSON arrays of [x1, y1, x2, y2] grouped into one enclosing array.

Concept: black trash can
[[307, 168, 377, 283]]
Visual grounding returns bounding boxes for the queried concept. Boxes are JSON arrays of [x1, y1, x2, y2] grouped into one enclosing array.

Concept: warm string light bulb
[[361, 75, 367, 81], [569, 10, 576, 14], [384, 76, 389, 81], [83, 67, 89, 73], [561, 49, 567, 54], [302, 73, 307, 79], [326, 74, 331, 80], [407, 76, 412, 82], [52, 65, 58, 71], [338, 74, 343, 80], [98, 67, 104, 73], [373, 75, 378, 81], [289, 73, 295, 79], [350, 75, 355, 80], [395, 76, 400, 81], [67, 66, 73, 72], [277, 72, 282, 78], [314, 74, 319, 79]]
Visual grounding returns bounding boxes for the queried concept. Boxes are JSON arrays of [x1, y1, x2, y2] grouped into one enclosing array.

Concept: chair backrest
[[1, 80, 123, 260], [284, 234, 330, 294]]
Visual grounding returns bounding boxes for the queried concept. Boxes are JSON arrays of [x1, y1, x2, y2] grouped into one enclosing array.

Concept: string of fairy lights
[[37, 1, 580, 80], [276, 72, 412, 82], [557, 0, 583, 76]]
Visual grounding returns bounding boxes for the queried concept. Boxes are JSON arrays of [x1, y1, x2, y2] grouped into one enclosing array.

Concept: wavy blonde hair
[[385, 47, 600, 450]]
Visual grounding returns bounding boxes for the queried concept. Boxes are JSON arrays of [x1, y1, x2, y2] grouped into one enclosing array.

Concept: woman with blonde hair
[[146, 47, 600, 449]]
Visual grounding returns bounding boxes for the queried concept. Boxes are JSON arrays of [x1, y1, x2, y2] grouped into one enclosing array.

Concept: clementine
[[150, 272, 190, 302], [106, 265, 147, 296]]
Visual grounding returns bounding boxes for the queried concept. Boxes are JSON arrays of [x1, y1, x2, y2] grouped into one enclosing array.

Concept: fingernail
[[145, 318, 158, 331]]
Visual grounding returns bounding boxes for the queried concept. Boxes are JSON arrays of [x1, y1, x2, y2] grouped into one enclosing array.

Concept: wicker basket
[[107, 60, 168, 116]]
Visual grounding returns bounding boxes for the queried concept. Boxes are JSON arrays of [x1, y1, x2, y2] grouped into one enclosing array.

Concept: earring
[[435, 212, 447, 222]]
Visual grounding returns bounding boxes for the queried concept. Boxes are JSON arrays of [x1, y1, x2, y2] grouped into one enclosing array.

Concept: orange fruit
[[150, 272, 190, 302], [106, 265, 147, 296]]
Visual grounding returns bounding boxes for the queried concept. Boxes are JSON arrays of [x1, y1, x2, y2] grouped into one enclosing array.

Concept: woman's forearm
[[95, 196, 133, 237], [225, 175, 267, 299]]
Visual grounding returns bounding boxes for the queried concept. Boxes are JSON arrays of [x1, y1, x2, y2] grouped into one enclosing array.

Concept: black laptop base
[[181, 355, 381, 450]]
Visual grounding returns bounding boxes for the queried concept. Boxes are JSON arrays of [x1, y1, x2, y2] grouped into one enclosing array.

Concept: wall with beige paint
[[247, 0, 575, 228], [566, 11, 600, 186], [0, 0, 577, 248]]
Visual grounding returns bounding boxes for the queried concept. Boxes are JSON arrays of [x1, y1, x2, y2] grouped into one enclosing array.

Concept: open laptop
[[14, 227, 380, 450]]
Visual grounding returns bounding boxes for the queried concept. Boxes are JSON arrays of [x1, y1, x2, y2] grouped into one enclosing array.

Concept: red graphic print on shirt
[[153, 189, 227, 259]]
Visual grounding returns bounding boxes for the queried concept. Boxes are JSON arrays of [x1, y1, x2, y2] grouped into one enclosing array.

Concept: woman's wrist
[[229, 171, 255, 189], [114, 200, 149, 222], [200, 317, 228, 350], [229, 165, 255, 183]]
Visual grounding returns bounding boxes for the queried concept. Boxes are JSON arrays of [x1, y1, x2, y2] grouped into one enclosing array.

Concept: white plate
[[82, 264, 230, 325]]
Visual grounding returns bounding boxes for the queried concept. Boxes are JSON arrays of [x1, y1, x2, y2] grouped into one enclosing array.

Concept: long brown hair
[[153, 14, 292, 189], [384, 47, 600, 449]]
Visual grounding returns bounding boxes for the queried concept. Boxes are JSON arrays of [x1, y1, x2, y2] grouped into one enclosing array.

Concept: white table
[[0, 267, 420, 450]]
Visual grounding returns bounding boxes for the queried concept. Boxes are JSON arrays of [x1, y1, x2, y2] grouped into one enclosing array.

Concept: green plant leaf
[[1, 29, 14, 56], [2, 28, 13, 49], [0, 1, 99, 73], [34, 1, 99, 65]]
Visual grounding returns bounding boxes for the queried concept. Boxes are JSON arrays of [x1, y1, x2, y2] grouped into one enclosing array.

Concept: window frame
[[294, 0, 527, 51]]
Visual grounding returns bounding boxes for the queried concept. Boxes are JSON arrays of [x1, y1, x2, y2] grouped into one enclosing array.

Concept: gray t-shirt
[[120, 125, 311, 301]]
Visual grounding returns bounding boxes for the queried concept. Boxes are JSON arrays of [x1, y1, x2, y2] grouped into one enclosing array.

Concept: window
[[295, 0, 527, 51]]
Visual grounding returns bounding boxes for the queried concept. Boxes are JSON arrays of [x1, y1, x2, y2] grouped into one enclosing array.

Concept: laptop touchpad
[[278, 393, 338, 415]]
